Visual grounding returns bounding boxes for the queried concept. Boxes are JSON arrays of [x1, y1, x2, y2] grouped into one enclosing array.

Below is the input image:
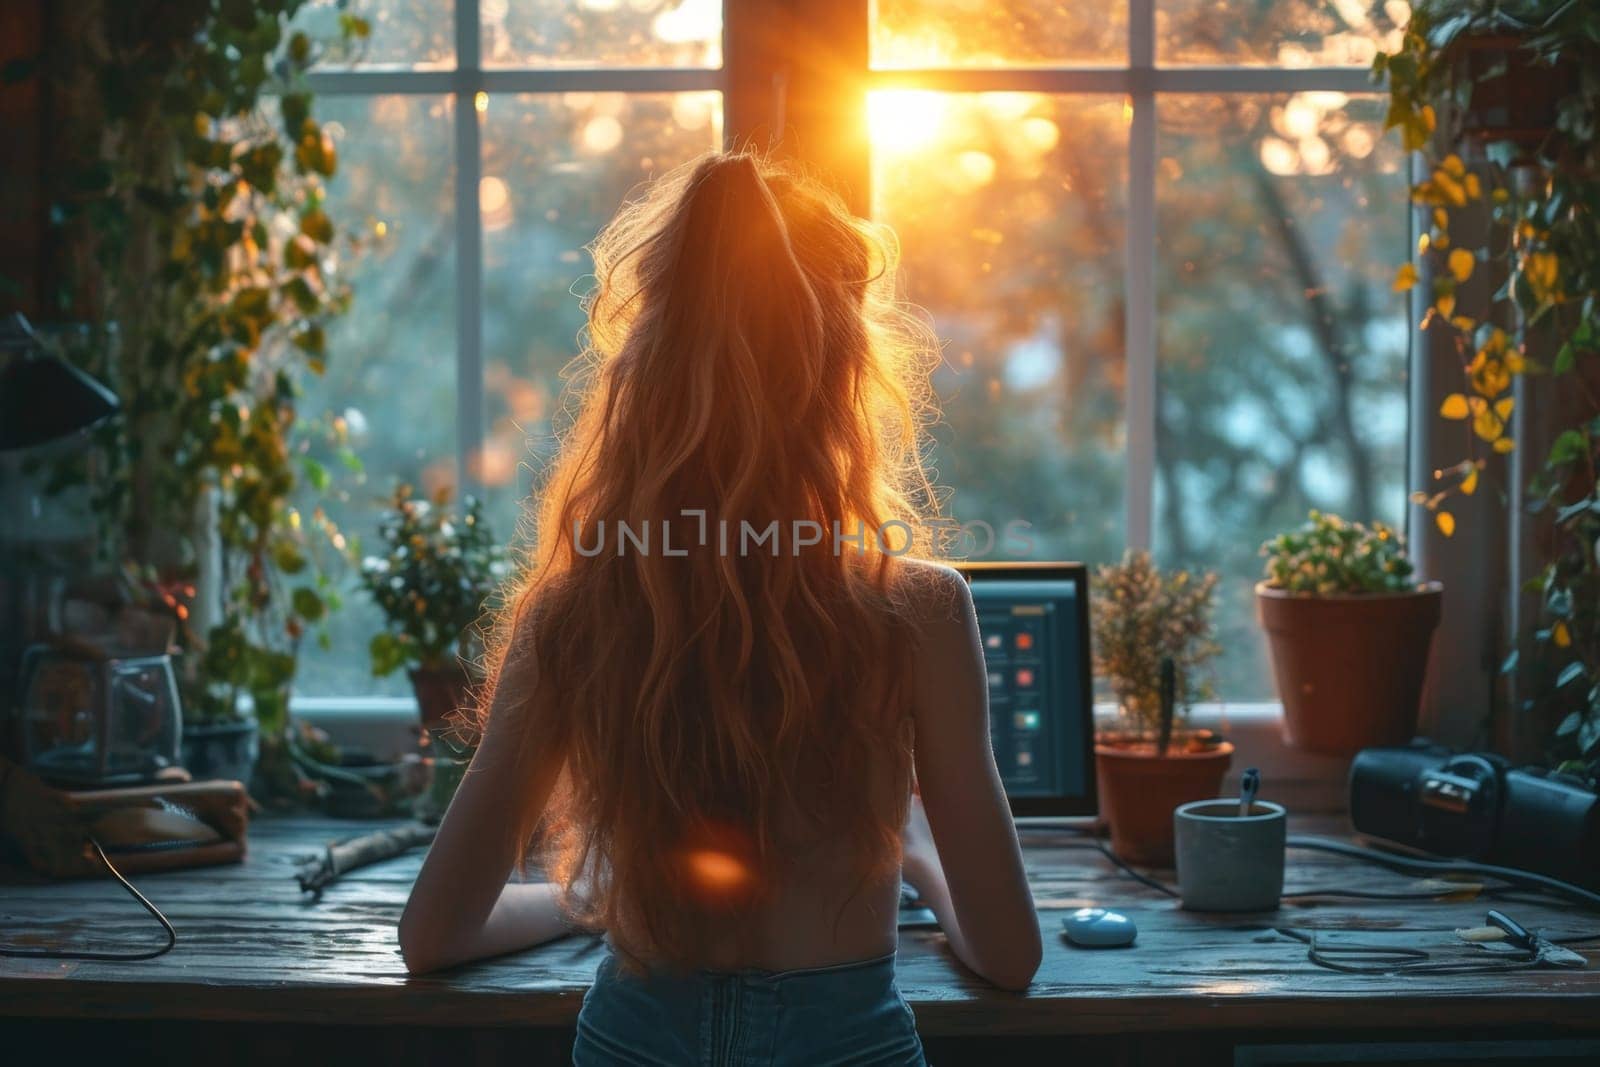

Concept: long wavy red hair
[[477, 152, 943, 968]]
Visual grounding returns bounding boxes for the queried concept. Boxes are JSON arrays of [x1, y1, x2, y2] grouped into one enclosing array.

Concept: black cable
[[0, 838, 177, 961], [1288, 835, 1600, 913], [1039, 829, 1599, 911], [1270, 926, 1554, 976], [1090, 839, 1180, 898]]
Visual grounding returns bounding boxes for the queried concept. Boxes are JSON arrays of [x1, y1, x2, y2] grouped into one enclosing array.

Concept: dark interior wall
[[0, 0, 45, 318]]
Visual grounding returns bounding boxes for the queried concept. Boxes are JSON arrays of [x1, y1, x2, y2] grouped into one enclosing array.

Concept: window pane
[[482, 0, 722, 68], [480, 92, 724, 539], [1157, 0, 1406, 66], [871, 1, 1126, 68], [872, 94, 1128, 564], [294, 96, 457, 697], [292, 0, 454, 69], [1155, 94, 1408, 700]]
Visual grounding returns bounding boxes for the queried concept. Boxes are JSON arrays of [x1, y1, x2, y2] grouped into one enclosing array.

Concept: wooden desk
[[3, 815, 1598, 1065]]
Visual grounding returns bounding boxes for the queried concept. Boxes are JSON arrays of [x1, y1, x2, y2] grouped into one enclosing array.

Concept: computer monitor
[[955, 562, 1097, 818]]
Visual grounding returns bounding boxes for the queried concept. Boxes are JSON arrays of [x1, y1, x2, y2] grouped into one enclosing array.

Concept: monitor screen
[[956, 563, 1097, 818]]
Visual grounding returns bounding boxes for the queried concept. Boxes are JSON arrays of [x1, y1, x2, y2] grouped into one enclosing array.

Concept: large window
[[293, 1, 1411, 703]]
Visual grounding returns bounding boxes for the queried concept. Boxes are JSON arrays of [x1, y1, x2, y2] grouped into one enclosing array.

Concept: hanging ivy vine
[[1376, 0, 1600, 769], [32, 0, 370, 734]]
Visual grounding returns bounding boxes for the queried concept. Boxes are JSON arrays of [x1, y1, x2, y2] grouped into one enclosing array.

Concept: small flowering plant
[[360, 484, 510, 677], [1259, 511, 1414, 595]]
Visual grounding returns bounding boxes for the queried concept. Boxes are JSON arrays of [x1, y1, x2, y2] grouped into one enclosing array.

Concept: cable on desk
[[1028, 825, 1600, 911], [0, 838, 176, 961], [1287, 836, 1600, 913]]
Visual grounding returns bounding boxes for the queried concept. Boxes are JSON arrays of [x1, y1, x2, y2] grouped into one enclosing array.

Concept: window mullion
[[1125, 0, 1156, 551], [454, 0, 484, 496]]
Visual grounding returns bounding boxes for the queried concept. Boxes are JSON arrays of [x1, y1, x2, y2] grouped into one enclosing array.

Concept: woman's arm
[[398, 643, 570, 975], [903, 565, 1042, 991]]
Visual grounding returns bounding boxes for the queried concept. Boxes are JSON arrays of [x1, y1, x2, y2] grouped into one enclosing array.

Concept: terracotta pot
[[1095, 737, 1234, 868], [1256, 582, 1442, 758], [408, 665, 473, 729]]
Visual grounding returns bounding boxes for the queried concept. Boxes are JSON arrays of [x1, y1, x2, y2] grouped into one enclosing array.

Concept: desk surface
[[2, 815, 1597, 1037]]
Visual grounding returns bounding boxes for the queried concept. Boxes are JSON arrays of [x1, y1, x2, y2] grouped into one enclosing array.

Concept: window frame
[[299, 1, 1440, 716]]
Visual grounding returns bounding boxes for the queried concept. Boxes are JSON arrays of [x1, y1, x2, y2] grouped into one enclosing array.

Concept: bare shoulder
[[892, 557, 976, 633]]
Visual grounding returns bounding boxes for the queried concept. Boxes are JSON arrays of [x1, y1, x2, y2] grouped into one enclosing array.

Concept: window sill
[[296, 699, 1353, 815], [1094, 702, 1351, 814]]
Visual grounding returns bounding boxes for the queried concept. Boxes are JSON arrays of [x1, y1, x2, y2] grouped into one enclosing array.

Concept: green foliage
[[1259, 510, 1415, 595], [1377, 0, 1600, 766], [359, 485, 510, 676], [1092, 551, 1221, 735], [36, 2, 362, 724]]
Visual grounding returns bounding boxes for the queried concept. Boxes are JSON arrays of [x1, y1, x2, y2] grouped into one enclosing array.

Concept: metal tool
[[1487, 909, 1589, 968]]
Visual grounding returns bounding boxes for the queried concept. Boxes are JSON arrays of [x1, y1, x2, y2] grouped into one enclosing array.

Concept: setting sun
[[868, 91, 952, 156]]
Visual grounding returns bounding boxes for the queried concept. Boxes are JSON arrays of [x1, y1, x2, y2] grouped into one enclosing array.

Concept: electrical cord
[[1286, 835, 1600, 913], [0, 838, 177, 961], [1018, 822, 1600, 911]]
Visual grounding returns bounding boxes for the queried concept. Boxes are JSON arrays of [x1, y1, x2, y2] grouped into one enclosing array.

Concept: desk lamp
[[0, 313, 119, 450]]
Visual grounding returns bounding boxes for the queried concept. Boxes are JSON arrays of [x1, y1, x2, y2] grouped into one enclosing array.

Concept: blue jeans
[[573, 947, 927, 1066]]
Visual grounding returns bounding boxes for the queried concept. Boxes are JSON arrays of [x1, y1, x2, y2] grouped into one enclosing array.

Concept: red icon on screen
[[1015, 632, 1034, 651], [1015, 668, 1035, 688]]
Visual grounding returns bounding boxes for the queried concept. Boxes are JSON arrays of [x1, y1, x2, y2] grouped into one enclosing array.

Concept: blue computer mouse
[[1061, 907, 1137, 948]]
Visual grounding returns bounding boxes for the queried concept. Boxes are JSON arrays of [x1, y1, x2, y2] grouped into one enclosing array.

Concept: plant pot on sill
[[180, 714, 260, 784], [1256, 581, 1442, 759], [1095, 733, 1234, 868], [409, 664, 474, 730]]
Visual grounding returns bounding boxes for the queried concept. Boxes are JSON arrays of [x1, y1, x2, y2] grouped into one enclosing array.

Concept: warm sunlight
[[867, 91, 952, 157]]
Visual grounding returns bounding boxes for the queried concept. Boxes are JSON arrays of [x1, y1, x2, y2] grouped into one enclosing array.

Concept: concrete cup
[[1173, 799, 1287, 912]]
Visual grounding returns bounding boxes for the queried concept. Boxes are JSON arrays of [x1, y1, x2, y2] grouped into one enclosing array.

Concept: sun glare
[[868, 91, 951, 156]]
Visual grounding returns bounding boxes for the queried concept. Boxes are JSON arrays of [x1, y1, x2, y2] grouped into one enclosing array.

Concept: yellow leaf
[[1433, 171, 1468, 207], [1471, 356, 1510, 398], [1554, 621, 1571, 648], [1449, 248, 1475, 283], [1474, 408, 1503, 441], [1464, 173, 1482, 200], [1393, 262, 1419, 292], [1451, 315, 1477, 332], [1436, 511, 1456, 538], [1460, 468, 1479, 495], [1494, 397, 1515, 420], [1433, 207, 1449, 230], [1419, 233, 1431, 253], [1493, 436, 1516, 454], [1421, 105, 1437, 133], [1440, 394, 1471, 419], [1441, 154, 1466, 178], [1527, 251, 1560, 295], [1437, 293, 1456, 318]]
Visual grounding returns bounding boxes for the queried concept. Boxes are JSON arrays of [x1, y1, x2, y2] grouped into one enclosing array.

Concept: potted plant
[[360, 485, 509, 729], [1257, 512, 1442, 757], [1092, 550, 1231, 867]]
